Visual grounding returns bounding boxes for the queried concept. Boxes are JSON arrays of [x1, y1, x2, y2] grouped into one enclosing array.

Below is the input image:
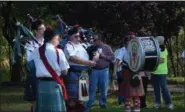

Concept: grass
[[168, 77, 185, 85], [90, 93, 185, 112], [0, 85, 184, 112]]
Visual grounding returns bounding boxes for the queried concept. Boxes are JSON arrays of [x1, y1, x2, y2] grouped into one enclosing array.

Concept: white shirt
[[25, 38, 44, 62], [64, 41, 89, 66], [31, 43, 70, 78], [114, 48, 122, 72], [116, 47, 129, 66]]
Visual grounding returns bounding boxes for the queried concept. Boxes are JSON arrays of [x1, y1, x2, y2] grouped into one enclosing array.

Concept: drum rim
[[151, 36, 160, 71]]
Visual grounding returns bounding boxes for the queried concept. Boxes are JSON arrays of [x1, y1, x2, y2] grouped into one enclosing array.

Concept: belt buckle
[[79, 70, 88, 80], [81, 70, 87, 75]]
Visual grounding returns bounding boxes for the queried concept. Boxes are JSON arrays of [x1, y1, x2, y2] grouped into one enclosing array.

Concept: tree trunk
[[1, 2, 22, 82], [176, 34, 179, 77], [166, 37, 177, 77], [11, 57, 21, 82]]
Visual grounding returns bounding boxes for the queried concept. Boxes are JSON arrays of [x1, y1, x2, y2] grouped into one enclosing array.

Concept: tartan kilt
[[36, 80, 66, 112], [64, 72, 79, 99], [121, 68, 145, 97], [64, 65, 89, 100]]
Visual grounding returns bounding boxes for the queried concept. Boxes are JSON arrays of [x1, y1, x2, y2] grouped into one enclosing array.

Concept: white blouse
[[24, 38, 44, 62], [31, 43, 69, 77]]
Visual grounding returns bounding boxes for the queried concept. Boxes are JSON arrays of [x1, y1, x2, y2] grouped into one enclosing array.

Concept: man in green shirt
[[152, 36, 174, 110]]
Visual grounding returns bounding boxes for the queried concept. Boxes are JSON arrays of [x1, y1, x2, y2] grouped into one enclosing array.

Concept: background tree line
[[0, 1, 185, 82]]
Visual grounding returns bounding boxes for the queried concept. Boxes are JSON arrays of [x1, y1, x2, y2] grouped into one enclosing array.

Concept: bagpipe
[[12, 14, 40, 64], [53, 15, 97, 59], [12, 14, 97, 65]]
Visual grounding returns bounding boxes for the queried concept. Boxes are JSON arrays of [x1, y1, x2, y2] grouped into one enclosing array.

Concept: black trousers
[[140, 76, 150, 107]]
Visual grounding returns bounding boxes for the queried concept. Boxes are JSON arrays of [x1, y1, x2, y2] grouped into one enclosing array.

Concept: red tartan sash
[[39, 45, 68, 100]]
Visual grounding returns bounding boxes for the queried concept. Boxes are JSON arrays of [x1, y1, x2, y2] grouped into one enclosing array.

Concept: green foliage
[[0, 1, 185, 80]]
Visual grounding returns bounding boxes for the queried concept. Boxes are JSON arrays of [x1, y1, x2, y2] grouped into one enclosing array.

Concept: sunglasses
[[93, 39, 99, 42], [73, 35, 80, 38], [38, 27, 45, 31]]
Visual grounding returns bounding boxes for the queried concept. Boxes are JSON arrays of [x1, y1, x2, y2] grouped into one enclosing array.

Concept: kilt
[[36, 80, 66, 112], [64, 65, 89, 100], [121, 67, 145, 97]]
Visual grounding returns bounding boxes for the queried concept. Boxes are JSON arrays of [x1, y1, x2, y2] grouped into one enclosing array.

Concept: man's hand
[[92, 52, 100, 61], [61, 70, 68, 75], [110, 81, 116, 92], [100, 52, 106, 59], [88, 61, 96, 67]]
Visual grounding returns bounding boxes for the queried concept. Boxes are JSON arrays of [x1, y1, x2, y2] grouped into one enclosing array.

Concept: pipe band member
[[116, 33, 144, 112], [24, 19, 45, 112], [64, 27, 96, 112], [31, 27, 70, 112]]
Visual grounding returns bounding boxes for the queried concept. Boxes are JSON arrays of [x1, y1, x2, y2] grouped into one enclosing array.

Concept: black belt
[[37, 76, 62, 81], [93, 66, 108, 70], [69, 68, 89, 73]]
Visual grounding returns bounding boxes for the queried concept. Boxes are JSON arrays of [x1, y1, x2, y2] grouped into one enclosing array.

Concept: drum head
[[127, 37, 145, 72]]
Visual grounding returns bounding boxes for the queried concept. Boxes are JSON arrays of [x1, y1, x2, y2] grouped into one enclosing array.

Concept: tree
[[0, 1, 185, 82]]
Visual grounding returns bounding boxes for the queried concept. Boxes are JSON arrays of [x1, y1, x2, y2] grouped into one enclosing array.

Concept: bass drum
[[127, 36, 160, 72]]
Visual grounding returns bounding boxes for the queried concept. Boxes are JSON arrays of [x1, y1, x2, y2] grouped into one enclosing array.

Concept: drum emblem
[[132, 44, 137, 64], [131, 43, 138, 69]]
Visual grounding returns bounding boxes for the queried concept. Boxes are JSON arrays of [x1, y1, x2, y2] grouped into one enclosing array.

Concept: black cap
[[68, 27, 78, 36], [31, 19, 43, 30], [44, 26, 58, 42]]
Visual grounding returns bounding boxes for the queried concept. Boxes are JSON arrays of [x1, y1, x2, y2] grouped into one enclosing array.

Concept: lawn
[[0, 85, 184, 112]]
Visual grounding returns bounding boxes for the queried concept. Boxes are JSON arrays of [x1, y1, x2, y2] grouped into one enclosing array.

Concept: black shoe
[[100, 105, 107, 109], [118, 102, 122, 105]]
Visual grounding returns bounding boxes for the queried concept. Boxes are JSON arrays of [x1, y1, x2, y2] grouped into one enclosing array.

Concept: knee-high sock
[[76, 101, 84, 112], [125, 97, 131, 109], [133, 97, 140, 109], [67, 104, 76, 112]]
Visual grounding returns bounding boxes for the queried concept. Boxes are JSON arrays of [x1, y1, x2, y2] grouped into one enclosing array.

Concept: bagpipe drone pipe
[[54, 15, 95, 54], [12, 14, 40, 64]]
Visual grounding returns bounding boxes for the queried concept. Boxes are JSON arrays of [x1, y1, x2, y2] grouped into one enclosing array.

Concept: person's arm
[[113, 59, 121, 76], [25, 42, 35, 62], [59, 50, 70, 75], [92, 52, 100, 61], [70, 56, 96, 67], [100, 46, 115, 61], [64, 43, 96, 67], [159, 49, 168, 64]]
